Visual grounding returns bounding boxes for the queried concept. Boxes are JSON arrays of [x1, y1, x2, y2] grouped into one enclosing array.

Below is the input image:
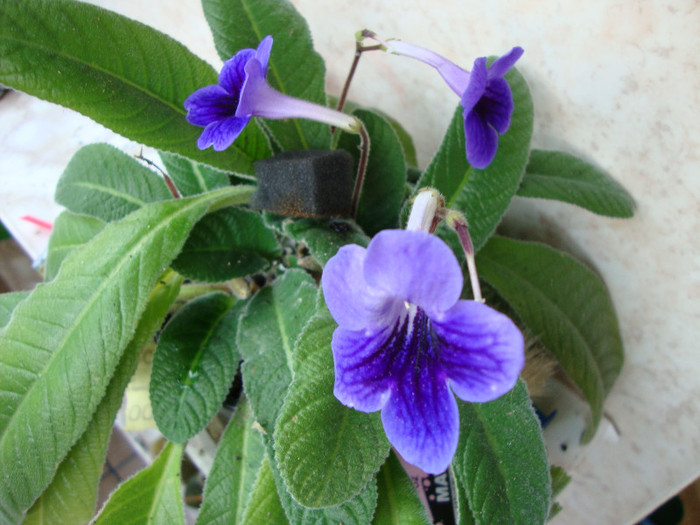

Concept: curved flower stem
[[350, 121, 371, 218], [335, 31, 384, 116], [446, 211, 483, 303]]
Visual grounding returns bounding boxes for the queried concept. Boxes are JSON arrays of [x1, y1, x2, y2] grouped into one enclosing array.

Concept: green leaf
[[0, 292, 29, 330], [197, 397, 266, 525], [372, 452, 431, 525], [451, 380, 550, 525], [201, 0, 330, 150], [25, 270, 183, 525], [159, 152, 234, 197], [241, 455, 288, 525], [265, 215, 369, 266], [236, 269, 317, 433], [453, 473, 476, 525], [338, 109, 407, 236], [0, 185, 253, 521], [94, 442, 185, 525], [476, 236, 624, 441], [418, 65, 533, 251], [381, 113, 418, 169], [268, 444, 379, 525], [151, 293, 242, 443], [275, 316, 389, 508], [173, 207, 280, 282], [0, 221, 10, 241], [45, 212, 106, 281], [55, 144, 173, 222], [548, 466, 571, 520], [519, 150, 635, 217], [0, 0, 270, 173]]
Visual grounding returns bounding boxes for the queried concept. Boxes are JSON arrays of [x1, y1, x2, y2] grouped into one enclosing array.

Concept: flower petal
[[331, 326, 394, 412], [478, 77, 514, 133], [460, 56, 488, 114], [487, 46, 524, 79], [322, 244, 401, 331], [363, 230, 463, 317], [255, 35, 273, 72], [197, 116, 250, 151], [463, 108, 499, 169], [184, 85, 236, 126], [381, 362, 459, 474], [219, 48, 255, 95], [433, 300, 524, 402]]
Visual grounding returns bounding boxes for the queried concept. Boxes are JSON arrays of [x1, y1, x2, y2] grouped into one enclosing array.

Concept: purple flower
[[185, 36, 359, 151], [321, 229, 524, 474], [387, 40, 523, 169]]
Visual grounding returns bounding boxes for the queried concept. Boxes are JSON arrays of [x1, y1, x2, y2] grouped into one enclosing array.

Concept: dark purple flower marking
[[185, 36, 359, 151], [387, 41, 523, 169], [321, 229, 524, 473]]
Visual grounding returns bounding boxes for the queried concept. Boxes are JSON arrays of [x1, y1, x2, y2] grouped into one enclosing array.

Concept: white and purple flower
[[185, 35, 360, 151], [386, 40, 523, 169], [321, 229, 524, 474]]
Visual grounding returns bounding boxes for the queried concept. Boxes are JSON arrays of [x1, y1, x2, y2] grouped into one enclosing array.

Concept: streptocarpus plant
[[0, 0, 634, 523]]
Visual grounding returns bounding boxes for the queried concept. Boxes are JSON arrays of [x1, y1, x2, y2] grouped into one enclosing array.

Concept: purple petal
[[460, 56, 488, 114], [487, 46, 524, 79], [197, 116, 250, 151], [463, 109, 499, 169], [184, 85, 236, 126], [236, 58, 267, 118], [219, 49, 255, 95], [478, 77, 514, 133], [322, 244, 402, 331], [332, 326, 394, 412], [363, 230, 463, 317], [433, 300, 524, 402], [381, 360, 458, 474], [255, 35, 273, 72]]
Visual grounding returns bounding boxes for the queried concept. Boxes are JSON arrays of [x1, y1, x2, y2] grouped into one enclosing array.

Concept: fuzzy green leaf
[[93, 442, 185, 525], [24, 270, 183, 525], [267, 444, 379, 525], [241, 455, 288, 525], [265, 215, 369, 266], [338, 109, 407, 236], [151, 293, 242, 443], [372, 452, 431, 525], [55, 144, 172, 222], [159, 152, 233, 197], [418, 65, 533, 251], [0, 292, 29, 330], [201, 0, 329, 150], [45, 212, 106, 281], [0, 0, 269, 173], [0, 186, 253, 521], [451, 380, 550, 525], [236, 269, 317, 433], [519, 150, 635, 217], [275, 316, 389, 508], [476, 236, 624, 441], [197, 397, 266, 525], [173, 207, 280, 282]]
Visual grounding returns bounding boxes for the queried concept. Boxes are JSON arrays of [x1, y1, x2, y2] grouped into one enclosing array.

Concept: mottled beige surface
[[0, 1, 698, 524]]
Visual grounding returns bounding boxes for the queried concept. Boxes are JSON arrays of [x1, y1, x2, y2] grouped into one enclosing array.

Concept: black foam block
[[251, 149, 354, 217]]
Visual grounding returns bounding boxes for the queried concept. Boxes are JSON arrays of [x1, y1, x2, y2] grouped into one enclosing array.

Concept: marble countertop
[[0, 1, 698, 524]]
